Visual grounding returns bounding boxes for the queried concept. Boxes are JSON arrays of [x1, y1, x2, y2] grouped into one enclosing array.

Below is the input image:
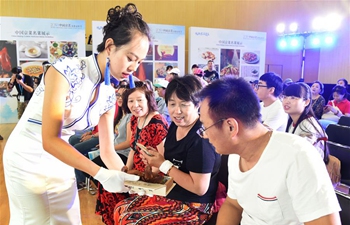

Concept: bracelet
[[159, 160, 174, 175]]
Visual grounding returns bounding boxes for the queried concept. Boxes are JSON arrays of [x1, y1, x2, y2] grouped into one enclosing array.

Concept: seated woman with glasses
[[282, 82, 328, 161], [97, 81, 168, 225], [114, 75, 221, 224]]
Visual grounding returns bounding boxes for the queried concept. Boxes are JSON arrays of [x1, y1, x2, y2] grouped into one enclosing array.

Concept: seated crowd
[[73, 70, 348, 225]]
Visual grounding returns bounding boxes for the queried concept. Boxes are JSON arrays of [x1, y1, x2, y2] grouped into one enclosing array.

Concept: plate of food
[[220, 64, 239, 76], [242, 52, 259, 64], [25, 46, 41, 58], [21, 62, 43, 77], [50, 41, 78, 61], [201, 51, 216, 61]]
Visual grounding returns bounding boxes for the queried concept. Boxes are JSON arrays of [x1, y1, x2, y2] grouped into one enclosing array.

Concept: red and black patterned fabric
[[114, 195, 213, 225], [95, 114, 168, 225]]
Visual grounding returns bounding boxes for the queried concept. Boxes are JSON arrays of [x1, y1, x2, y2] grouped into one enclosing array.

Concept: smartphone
[[136, 143, 154, 156]]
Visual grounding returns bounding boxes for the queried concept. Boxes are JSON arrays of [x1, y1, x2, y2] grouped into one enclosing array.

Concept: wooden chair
[[327, 141, 350, 186], [338, 116, 350, 127]]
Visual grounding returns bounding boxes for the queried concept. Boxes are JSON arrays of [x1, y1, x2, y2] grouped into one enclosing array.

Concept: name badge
[[19, 96, 25, 102]]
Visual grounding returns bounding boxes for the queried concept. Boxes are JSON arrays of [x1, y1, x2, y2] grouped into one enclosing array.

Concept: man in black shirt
[[7, 67, 34, 119], [203, 60, 219, 83]]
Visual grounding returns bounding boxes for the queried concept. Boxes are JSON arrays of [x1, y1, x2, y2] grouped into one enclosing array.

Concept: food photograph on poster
[[145, 44, 153, 60], [197, 48, 219, 64], [240, 65, 260, 80], [154, 62, 178, 79], [155, 45, 178, 61], [0, 40, 18, 78], [220, 49, 240, 78], [19, 61, 44, 77], [50, 41, 78, 62], [132, 62, 153, 82], [18, 41, 48, 59], [242, 51, 260, 64]]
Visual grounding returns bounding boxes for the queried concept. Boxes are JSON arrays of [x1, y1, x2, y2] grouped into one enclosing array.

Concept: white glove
[[93, 167, 139, 193], [129, 189, 153, 197]]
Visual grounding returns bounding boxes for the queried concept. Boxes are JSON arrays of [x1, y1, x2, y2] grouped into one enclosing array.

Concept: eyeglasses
[[197, 118, 226, 138], [115, 93, 122, 98], [254, 84, 269, 90], [281, 95, 302, 101]]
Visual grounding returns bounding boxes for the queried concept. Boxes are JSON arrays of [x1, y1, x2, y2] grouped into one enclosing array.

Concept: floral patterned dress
[[95, 114, 168, 225]]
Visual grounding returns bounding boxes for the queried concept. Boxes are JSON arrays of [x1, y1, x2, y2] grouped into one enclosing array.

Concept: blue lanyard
[[19, 84, 23, 96]]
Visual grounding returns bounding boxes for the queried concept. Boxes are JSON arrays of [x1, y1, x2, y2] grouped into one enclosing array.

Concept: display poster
[[0, 16, 85, 123], [189, 27, 266, 82], [92, 21, 185, 83]]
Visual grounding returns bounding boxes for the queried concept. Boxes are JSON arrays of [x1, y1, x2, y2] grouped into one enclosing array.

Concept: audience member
[[282, 83, 328, 160], [283, 77, 293, 90], [254, 72, 288, 131], [7, 66, 34, 119], [3, 3, 148, 224], [337, 78, 348, 88], [249, 79, 258, 90], [320, 85, 350, 128], [310, 80, 326, 119], [166, 65, 173, 73], [193, 67, 208, 87], [165, 67, 180, 82], [197, 77, 341, 225], [97, 81, 168, 225], [191, 63, 199, 74], [337, 78, 350, 100], [154, 79, 171, 125], [114, 75, 220, 224], [203, 60, 219, 83]]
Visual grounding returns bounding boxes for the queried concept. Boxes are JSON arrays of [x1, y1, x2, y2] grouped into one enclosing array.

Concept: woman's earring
[[104, 57, 110, 85]]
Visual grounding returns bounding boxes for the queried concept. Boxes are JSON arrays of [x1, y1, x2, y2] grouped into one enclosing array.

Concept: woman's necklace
[[135, 113, 149, 143]]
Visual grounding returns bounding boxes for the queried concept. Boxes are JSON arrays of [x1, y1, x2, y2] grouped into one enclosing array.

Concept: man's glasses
[[254, 84, 269, 90], [197, 118, 226, 138]]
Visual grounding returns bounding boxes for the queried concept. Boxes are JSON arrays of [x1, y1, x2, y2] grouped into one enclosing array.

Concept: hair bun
[[106, 3, 142, 23]]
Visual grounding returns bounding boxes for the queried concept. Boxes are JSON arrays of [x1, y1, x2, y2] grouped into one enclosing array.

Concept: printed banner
[[92, 21, 185, 83], [0, 16, 85, 123], [189, 27, 266, 82]]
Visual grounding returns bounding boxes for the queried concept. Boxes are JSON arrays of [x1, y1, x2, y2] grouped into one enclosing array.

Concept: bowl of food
[[25, 46, 41, 58], [21, 62, 43, 77]]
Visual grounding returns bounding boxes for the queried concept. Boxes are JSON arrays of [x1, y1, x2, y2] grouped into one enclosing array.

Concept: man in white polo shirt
[[255, 72, 288, 131]]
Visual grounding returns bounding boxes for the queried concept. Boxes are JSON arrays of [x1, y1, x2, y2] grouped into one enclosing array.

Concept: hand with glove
[[93, 167, 139, 193]]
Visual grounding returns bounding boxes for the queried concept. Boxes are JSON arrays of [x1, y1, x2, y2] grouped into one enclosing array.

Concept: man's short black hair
[[259, 72, 283, 97], [198, 77, 261, 128], [191, 64, 198, 69]]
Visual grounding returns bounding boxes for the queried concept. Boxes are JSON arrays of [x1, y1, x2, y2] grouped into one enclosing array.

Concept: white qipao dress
[[3, 54, 116, 225]]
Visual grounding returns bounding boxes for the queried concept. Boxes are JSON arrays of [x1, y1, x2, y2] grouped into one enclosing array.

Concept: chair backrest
[[327, 141, 350, 186], [338, 116, 350, 127], [326, 155, 341, 187], [326, 124, 350, 147]]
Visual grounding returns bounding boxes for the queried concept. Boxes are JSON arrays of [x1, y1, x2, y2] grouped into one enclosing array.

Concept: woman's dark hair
[[165, 75, 202, 107], [332, 85, 347, 98], [166, 65, 173, 71], [97, 3, 151, 52], [114, 84, 129, 127], [337, 78, 348, 88], [283, 82, 329, 164], [312, 80, 324, 95], [121, 81, 157, 114]]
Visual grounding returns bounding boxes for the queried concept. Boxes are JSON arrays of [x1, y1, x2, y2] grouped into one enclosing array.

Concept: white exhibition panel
[[0, 16, 86, 123], [92, 21, 185, 83], [189, 27, 266, 82]]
